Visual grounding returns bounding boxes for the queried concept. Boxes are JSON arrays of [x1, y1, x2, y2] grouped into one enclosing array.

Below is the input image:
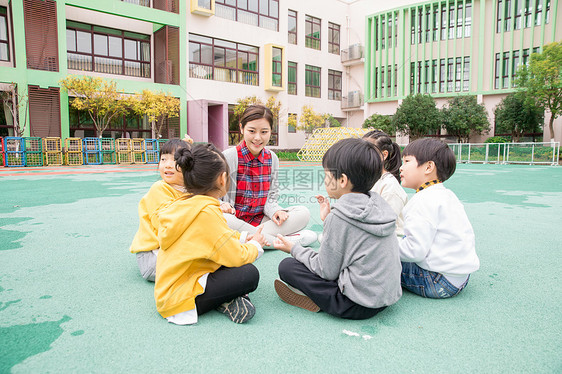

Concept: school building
[[0, 0, 560, 151]]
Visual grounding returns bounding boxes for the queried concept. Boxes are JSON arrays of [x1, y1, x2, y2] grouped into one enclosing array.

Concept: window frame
[[328, 69, 342, 100], [189, 33, 259, 86], [328, 22, 340, 55], [288, 61, 297, 95], [0, 7, 9, 62], [214, 0, 279, 31], [305, 64, 321, 98], [305, 15, 321, 50], [66, 22, 151, 78], [288, 9, 297, 44]]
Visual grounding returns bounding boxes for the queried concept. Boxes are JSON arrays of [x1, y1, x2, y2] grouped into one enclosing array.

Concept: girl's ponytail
[[363, 130, 402, 182]]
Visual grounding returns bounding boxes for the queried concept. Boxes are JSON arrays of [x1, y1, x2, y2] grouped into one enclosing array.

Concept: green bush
[[485, 136, 511, 143], [276, 151, 300, 161]]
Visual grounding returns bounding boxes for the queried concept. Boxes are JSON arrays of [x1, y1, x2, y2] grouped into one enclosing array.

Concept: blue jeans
[[401, 262, 468, 299]]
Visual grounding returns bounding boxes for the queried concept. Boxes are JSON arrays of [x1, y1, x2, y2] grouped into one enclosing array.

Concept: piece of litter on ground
[[362, 335, 373, 340], [342, 329, 360, 337]]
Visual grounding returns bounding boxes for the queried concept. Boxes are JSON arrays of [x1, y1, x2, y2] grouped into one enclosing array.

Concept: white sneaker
[[285, 229, 317, 247], [318, 233, 323, 244]]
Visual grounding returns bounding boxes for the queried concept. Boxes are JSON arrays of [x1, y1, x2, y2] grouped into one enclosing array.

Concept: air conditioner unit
[[348, 44, 363, 60]]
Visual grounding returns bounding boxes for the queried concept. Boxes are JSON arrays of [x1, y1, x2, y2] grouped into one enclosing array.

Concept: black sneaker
[[274, 279, 320, 312], [216, 296, 256, 324]]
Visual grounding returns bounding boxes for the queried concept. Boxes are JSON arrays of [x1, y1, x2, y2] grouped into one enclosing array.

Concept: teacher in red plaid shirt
[[221, 105, 317, 248]]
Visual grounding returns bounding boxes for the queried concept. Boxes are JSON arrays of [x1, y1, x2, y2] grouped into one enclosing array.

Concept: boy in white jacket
[[399, 138, 479, 298]]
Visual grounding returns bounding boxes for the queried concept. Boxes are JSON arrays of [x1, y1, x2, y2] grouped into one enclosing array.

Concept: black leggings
[[195, 264, 260, 315], [278, 258, 385, 320]]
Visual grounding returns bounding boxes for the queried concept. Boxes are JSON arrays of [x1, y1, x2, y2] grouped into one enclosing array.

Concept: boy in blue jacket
[[273, 138, 402, 319]]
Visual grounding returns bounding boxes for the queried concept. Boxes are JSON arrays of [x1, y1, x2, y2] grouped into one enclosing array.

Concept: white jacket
[[399, 184, 480, 277]]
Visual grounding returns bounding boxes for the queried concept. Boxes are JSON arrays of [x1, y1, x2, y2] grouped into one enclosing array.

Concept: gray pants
[[224, 205, 310, 245], [136, 250, 158, 282]]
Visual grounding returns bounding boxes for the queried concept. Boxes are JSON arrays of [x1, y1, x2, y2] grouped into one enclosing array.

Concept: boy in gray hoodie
[[273, 138, 402, 319]]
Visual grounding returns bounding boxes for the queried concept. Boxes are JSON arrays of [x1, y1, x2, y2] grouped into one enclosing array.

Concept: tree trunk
[[548, 113, 555, 142]]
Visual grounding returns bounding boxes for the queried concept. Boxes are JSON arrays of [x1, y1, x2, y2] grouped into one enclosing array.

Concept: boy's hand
[[248, 227, 269, 247], [273, 234, 293, 254], [316, 195, 331, 221], [220, 202, 235, 214], [272, 210, 289, 225]]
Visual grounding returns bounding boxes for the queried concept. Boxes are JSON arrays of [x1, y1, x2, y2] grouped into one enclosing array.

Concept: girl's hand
[[248, 226, 269, 247], [272, 210, 289, 226], [273, 234, 293, 253], [316, 195, 331, 221], [183, 134, 194, 144], [220, 202, 235, 214]]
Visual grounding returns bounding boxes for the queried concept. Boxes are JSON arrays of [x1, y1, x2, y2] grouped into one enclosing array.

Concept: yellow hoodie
[[154, 194, 259, 318], [129, 180, 186, 254]]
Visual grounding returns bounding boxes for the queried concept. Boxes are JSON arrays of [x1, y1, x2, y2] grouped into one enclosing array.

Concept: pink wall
[[186, 100, 228, 150]]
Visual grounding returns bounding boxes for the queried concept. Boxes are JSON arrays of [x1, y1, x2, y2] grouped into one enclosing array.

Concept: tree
[[60, 76, 129, 137], [325, 114, 341, 127], [392, 94, 441, 140], [297, 105, 327, 135], [362, 113, 395, 135], [494, 93, 544, 142], [0, 84, 28, 137], [516, 41, 562, 142], [129, 90, 180, 139], [441, 95, 490, 143]]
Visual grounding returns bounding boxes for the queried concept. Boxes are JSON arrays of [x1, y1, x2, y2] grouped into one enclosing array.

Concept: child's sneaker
[[216, 296, 256, 323], [274, 279, 320, 312], [318, 233, 323, 244], [285, 229, 317, 247]]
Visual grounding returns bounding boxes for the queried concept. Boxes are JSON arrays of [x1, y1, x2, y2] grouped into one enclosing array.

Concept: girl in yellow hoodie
[[129, 138, 192, 282], [155, 143, 268, 325]]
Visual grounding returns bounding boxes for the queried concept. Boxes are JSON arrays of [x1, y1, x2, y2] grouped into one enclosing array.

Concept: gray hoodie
[[291, 192, 402, 309]]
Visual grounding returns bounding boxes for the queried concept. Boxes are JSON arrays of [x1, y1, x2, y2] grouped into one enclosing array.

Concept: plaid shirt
[[234, 141, 272, 226]]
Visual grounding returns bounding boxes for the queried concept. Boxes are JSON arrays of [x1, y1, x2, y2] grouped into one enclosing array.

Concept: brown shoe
[[274, 279, 320, 312]]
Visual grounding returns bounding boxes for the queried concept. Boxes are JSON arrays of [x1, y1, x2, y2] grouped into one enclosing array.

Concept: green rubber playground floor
[[1, 162, 561, 373]]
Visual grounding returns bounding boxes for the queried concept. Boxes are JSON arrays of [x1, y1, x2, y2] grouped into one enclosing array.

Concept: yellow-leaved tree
[[129, 90, 180, 139], [60, 76, 129, 137], [297, 105, 327, 136]]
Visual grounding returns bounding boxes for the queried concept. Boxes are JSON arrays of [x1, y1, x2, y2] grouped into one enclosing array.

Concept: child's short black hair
[[403, 138, 457, 181], [160, 138, 191, 158], [322, 138, 382, 194]]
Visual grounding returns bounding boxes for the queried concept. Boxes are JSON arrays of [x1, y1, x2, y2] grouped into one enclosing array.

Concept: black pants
[[278, 258, 386, 320], [195, 264, 259, 315]]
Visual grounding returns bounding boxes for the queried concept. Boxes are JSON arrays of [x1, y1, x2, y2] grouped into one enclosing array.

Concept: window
[[502, 52, 510, 88], [288, 113, 296, 133], [522, 48, 530, 65], [465, 1, 472, 37], [524, 0, 532, 27], [431, 59, 437, 93], [418, 6, 423, 43], [0, 7, 9, 61], [410, 9, 416, 45], [388, 65, 393, 96], [439, 58, 445, 92], [494, 53, 500, 88], [433, 5, 439, 41], [409, 62, 415, 93], [425, 6, 431, 43], [441, 4, 447, 40], [66, 21, 150, 78], [374, 67, 379, 98], [456, 2, 463, 38], [455, 57, 462, 91], [463, 56, 470, 91], [189, 34, 259, 86], [534, 0, 542, 25], [328, 70, 342, 100], [374, 17, 379, 51], [381, 16, 386, 49], [288, 61, 297, 95], [417, 62, 422, 93], [504, 0, 512, 31], [448, 3, 455, 39], [215, 0, 279, 31], [497, 0, 503, 32], [545, 0, 551, 23], [447, 58, 454, 92], [424, 60, 430, 93], [511, 50, 520, 86], [305, 15, 321, 50], [305, 64, 320, 97], [271, 46, 282, 87], [388, 14, 394, 47], [328, 22, 340, 54], [514, 0, 522, 29], [288, 9, 297, 44]]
